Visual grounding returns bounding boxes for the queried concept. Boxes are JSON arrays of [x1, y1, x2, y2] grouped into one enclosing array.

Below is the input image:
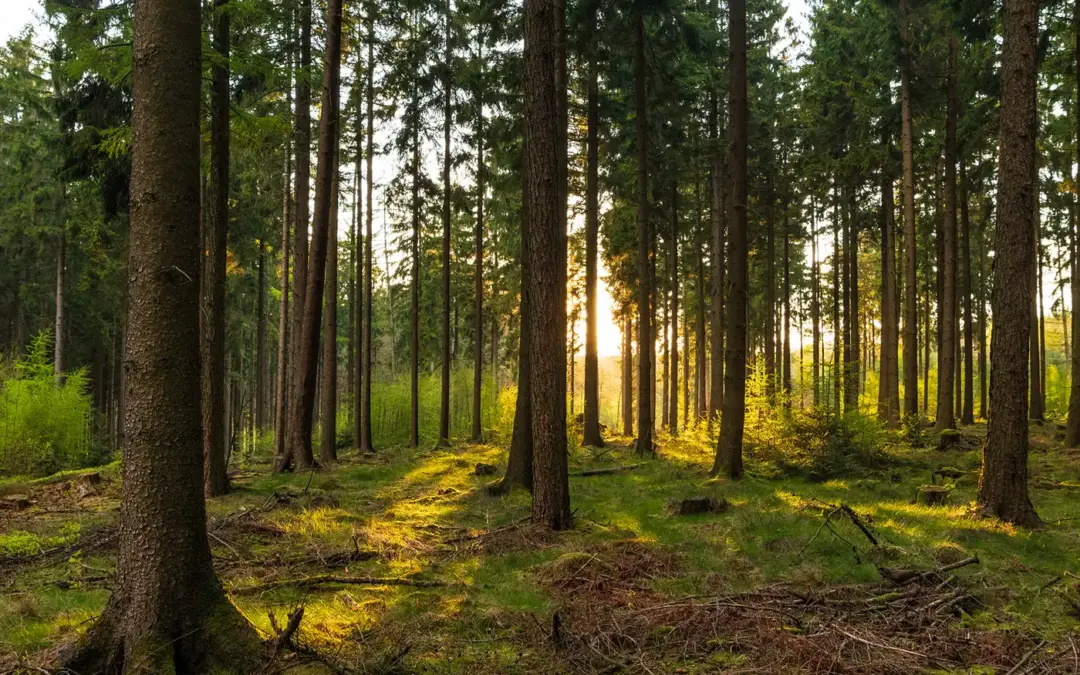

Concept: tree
[[203, 0, 231, 496], [713, 0, 746, 479], [634, 7, 654, 456], [581, 0, 604, 448], [283, 0, 344, 471], [935, 35, 958, 432], [62, 0, 262, 668], [359, 6, 376, 454], [900, 0, 919, 420], [978, 0, 1040, 528], [1068, 0, 1080, 446], [320, 164, 340, 465], [525, 0, 570, 530], [438, 0, 454, 449]]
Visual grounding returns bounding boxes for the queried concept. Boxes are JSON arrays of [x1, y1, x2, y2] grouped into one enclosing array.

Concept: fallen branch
[[271, 605, 305, 655], [233, 574, 448, 595], [1004, 639, 1045, 675], [839, 504, 879, 547], [573, 463, 644, 477]]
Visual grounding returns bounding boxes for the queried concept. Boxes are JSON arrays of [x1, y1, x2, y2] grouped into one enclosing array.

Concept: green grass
[[2, 418, 1079, 672]]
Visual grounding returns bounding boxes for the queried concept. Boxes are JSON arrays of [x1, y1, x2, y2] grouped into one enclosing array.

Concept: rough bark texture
[[900, 0, 918, 420], [582, 15, 604, 447], [1069, 0, 1080, 445], [203, 0, 230, 497], [978, 0, 1041, 528], [410, 88, 421, 448], [54, 229, 64, 378], [256, 242, 267, 430], [274, 127, 291, 463], [935, 36, 958, 432], [1029, 161, 1045, 422], [812, 199, 820, 406], [283, 0, 342, 472], [359, 16, 376, 453], [879, 162, 899, 426], [438, 0, 454, 449], [960, 157, 975, 425], [765, 175, 775, 396], [713, 0, 746, 479], [62, 0, 263, 669], [525, 0, 571, 530], [708, 95, 725, 426], [319, 165, 339, 465], [669, 180, 680, 436], [472, 37, 486, 444], [289, 0, 312, 445], [634, 10, 654, 456]]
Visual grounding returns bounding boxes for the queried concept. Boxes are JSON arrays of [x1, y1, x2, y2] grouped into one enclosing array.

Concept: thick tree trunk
[[359, 17, 376, 453], [713, 0, 747, 479], [289, 0, 312, 445], [438, 0, 454, 448], [203, 0, 230, 496], [960, 157, 975, 425], [319, 166, 339, 464], [634, 9, 654, 456], [62, 0, 262, 668], [582, 14, 604, 447], [935, 36, 958, 432], [282, 0, 342, 472], [978, 0, 1040, 528], [526, 0, 571, 530], [900, 0, 918, 420]]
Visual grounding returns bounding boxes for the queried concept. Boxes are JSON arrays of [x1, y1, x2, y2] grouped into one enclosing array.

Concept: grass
[[2, 418, 1079, 672]]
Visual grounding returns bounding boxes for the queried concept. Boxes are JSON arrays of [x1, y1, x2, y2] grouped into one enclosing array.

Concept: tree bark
[[960, 156, 975, 425], [526, 0, 571, 530], [935, 35, 958, 432], [622, 314, 634, 436], [708, 56, 725, 427], [634, 9, 654, 456], [812, 197, 820, 406], [438, 0, 454, 449], [359, 14, 376, 453], [282, 0, 342, 472], [203, 0, 230, 496], [410, 64, 421, 449], [713, 0, 746, 479], [319, 164, 339, 465], [978, 0, 1040, 528], [62, 0, 262, 667], [582, 11, 604, 447], [900, 0, 918, 420], [1030, 162, 1045, 422], [472, 37, 486, 444], [765, 174, 775, 397], [879, 157, 898, 425], [833, 185, 841, 413], [694, 154, 707, 422], [289, 0, 312, 444], [670, 179, 680, 436], [274, 121, 291, 463], [1069, 0, 1080, 444], [256, 240, 267, 430], [54, 228, 64, 379]]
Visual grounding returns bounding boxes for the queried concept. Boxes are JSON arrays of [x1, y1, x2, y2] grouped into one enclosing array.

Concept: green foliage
[[0, 521, 80, 558], [0, 333, 93, 476]]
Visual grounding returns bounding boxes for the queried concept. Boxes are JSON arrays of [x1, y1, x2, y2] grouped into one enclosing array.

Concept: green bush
[[0, 333, 93, 476]]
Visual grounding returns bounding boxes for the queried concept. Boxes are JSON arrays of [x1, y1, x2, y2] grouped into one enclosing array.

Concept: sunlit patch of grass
[[270, 507, 350, 537]]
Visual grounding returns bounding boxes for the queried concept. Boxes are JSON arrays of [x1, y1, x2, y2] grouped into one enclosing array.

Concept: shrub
[[0, 333, 92, 476]]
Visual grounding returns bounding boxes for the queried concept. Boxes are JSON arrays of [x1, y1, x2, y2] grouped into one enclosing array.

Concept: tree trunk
[[319, 165, 339, 465], [900, 0, 918, 420], [410, 74, 421, 449], [359, 15, 376, 453], [62, 0, 262, 667], [1030, 152, 1045, 422], [670, 180, 680, 436], [782, 188, 791, 398], [203, 0, 230, 496], [282, 0, 342, 472], [978, 0, 1041, 528], [634, 9, 654, 456], [256, 240, 267, 430], [438, 0, 454, 449], [289, 0, 312, 448], [526, 0, 570, 530], [708, 77, 725, 427], [54, 228, 64, 378], [472, 38, 486, 444], [694, 155, 707, 422], [833, 185, 841, 413], [765, 175, 775, 397], [622, 314, 634, 436], [274, 122, 291, 462], [1069, 0, 1080, 444], [879, 158, 898, 426], [582, 11, 604, 447], [713, 0, 747, 479], [811, 197, 820, 406], [935, 35, 958, 432], [960, 156, 975, 425]]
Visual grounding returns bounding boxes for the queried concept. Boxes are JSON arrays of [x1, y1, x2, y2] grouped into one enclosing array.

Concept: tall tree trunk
[[582, 10, 604, 447], [274, 124, 291, 462], [811, 197, 820, 407], [359, 14, 376, 453], [289, 0, 312, 448], [670, 180, 680, 436], [634, 9, 654, 456], [708, 58, 725, 427], [472, 37, 486, 444], [622, 314, 634, 436], [713, 0, 747, 479], [978, 0, 1040, 527], [1069, 0, 1080, 444], [203, 0, 230, 496], [764, 174, 775, 396], [879, 159, 898, 425], [833, 185, 841, 413], [900, 0, 918, 419], [54, 228, 64, 378], [526, 0, 571, 530], [694, 154, 707, 422], [282, 0, 342, 471], [935, 35, 958, 432], [352, 122, 363, 451], [256, 240, 267, 430], [62, 0, 262, 667], [319, 165, 339, 464], [409, 12, 421, 449], [348, 152, 358, 446], [846, 184, 860, 410], [782, 189, 791, 398], [960, 156, 975, 424], [438, 0, 454, 448], [1030, 151, 1045, 422]]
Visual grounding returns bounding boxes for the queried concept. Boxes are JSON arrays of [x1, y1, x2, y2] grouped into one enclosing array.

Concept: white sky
[[1, 0, 37, 43]]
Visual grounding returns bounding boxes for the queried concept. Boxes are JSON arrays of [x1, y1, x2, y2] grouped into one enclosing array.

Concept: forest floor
[[2, 421, 1080, 674]]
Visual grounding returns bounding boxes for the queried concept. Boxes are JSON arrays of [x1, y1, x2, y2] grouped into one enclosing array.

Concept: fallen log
[[232, 574, 448, 595], [573, 463, 644, 477]]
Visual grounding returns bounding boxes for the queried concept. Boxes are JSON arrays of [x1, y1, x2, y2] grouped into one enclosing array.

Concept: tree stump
[[936, 428, 964, 451], [474, 463, 498, 476], [916, 485, 949, 507], [677, 497, 729, 515]]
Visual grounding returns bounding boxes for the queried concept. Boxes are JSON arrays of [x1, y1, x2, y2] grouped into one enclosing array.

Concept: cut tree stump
[[916, 485, 950, 507], [676, 497, 729, 515], [474, 463, 498, 476]]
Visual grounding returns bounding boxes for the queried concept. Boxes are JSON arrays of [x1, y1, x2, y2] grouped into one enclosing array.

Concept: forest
[[1, 0, 1079, 671]]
